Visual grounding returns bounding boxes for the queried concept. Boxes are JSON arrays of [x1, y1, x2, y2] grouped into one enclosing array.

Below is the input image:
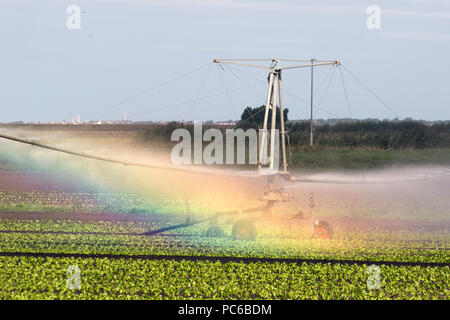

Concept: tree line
[[286, 120, 450, 149], [140, 105, 450, 150], [238, 105, 450, 149]]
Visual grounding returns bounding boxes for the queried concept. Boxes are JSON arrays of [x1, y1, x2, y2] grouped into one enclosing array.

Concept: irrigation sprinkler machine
[[145, 59, 340, 241]]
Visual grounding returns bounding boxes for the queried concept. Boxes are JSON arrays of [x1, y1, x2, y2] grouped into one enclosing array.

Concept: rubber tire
[[206, 226, 225, 238], [313, 220, 333, 240], [232, 219, 257, 241]]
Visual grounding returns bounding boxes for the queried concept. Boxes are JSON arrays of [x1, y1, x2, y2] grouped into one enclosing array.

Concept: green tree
[[239, 105, 289, 129]]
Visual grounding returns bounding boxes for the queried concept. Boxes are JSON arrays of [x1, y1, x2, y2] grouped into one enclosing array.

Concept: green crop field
[[0, 215, 448, 300], [1, 256, 448, 300]]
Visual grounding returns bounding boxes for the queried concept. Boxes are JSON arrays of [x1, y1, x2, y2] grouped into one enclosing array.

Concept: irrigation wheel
[[232, 219, 257, 241], [313, 220, 333, 240], [206, 226, 225, 238]]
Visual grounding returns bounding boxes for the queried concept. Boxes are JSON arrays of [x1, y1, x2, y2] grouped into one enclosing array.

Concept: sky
[[0, 0, 449, 122]]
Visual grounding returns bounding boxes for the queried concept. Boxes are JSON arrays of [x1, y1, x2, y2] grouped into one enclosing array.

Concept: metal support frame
[[213, 59, 340, 173], [259, 68, 275, 171], [255, 64, 286, 173], [278, 71, 287, 172], [310, 58, 315, 148]]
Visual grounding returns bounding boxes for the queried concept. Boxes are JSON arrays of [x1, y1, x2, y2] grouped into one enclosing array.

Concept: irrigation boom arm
[[0, 132, 233, 177], [1, 131, 447, 186], [213, 59, 339, 70], [280, 61, 339, 70]]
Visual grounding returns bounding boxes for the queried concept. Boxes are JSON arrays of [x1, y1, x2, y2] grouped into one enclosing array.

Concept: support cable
[[222, 64, 268, 126], [313, 65, 338, 119], [341, 64, 399, 118], [215, 64, 238, 120], [338, 65, 352, 119], [81, 62, 212, 121], [186, 62, 213, 121], [127, 80, 266, 120], [224, 64, 266, 102], [227, 63, 339, 118]]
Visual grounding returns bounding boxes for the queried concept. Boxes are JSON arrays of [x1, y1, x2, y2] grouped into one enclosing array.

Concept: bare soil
[[0, 169, 449, 233], [0, 170, 90, 192]]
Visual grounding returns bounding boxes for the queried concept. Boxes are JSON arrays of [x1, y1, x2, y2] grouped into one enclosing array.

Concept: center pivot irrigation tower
[[213, 59, 339, 174]]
